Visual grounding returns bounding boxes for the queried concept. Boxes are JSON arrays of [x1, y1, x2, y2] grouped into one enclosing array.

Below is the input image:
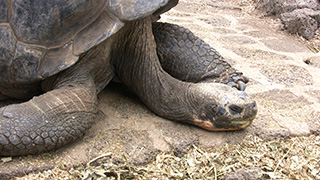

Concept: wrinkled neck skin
[[112, 16, 195, 122]]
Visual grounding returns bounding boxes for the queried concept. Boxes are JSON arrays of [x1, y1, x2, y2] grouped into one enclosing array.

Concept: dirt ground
[[1, 0, 320, 179]]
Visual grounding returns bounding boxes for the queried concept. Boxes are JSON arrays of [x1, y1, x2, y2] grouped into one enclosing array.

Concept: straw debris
[[17, 134, 320, 179]]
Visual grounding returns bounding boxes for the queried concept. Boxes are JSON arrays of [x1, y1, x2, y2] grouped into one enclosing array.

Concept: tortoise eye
[[229, 105, 243, 114]]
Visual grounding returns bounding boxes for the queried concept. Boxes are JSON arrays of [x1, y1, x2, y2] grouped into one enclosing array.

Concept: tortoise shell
[[0, 0, 170, 84]]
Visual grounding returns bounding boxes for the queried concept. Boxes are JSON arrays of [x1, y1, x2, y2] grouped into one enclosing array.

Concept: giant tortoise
[[0, 0, 257, 156]]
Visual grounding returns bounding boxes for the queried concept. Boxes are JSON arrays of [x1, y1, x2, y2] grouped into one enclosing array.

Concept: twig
[[273, 142, 296, 173], [87, 152, 112, 166], [214, 166, 217, 180]]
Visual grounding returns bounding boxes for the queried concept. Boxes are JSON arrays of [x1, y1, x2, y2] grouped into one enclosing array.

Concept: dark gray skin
[[153, 22, 249, 91], [0, 1, 257, 156]]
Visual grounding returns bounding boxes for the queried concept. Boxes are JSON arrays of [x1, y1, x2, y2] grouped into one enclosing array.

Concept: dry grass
[[17, 134, 320, 180]]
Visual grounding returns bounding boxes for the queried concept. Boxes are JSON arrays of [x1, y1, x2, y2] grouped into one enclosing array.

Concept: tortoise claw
[[243, 76, 249, 83], [227, 82, 237, 89], [237, 81, 246, 91], [227, 81, 246, 91]]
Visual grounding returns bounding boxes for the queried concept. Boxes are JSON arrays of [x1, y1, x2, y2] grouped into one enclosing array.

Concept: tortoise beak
[[193, 117, 253, 131]]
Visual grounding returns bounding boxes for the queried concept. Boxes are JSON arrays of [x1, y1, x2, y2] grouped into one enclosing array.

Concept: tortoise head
[[188, 83, 257, 131]]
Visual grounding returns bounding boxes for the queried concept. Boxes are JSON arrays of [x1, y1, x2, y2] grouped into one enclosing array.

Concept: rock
[[258, 0, 320, 15], [305, 56, 320, 68], [280, 8, 319, 39], [258, 0, 320, 39]]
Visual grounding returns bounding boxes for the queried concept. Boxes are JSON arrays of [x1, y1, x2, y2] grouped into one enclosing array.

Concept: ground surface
[[1, 0, 320, 179]]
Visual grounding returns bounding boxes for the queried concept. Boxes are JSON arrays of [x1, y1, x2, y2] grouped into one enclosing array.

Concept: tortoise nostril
[[229, 105, 243, 114]]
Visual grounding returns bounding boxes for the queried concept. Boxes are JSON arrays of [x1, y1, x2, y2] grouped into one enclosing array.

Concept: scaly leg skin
[[152, 22, 248, 91], [0, 30, 114, 156], [0, 71, 98, 156], [113, 16, 257, 132]]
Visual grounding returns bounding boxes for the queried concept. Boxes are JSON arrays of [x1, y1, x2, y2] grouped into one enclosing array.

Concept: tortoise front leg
[[152, 22, 248, 91], [113, 16, 257, 131], [0, 75, 98, 156]]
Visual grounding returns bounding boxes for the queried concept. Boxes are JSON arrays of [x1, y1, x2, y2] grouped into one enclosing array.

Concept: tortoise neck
[[112, 16, 194, 121]]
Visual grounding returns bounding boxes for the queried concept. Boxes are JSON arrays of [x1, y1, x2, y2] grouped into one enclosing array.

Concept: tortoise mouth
[[214, 118, 253, 131], [193, 117, 253, 131]]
